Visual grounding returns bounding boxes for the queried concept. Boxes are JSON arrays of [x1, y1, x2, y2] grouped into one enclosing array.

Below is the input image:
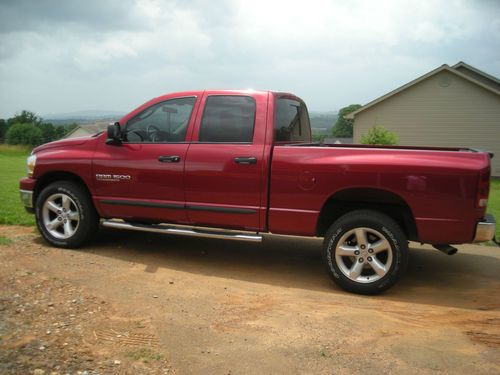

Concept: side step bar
[[102, 220, 263, 242]]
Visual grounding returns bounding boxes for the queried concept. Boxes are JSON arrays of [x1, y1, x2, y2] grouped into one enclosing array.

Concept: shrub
[[5, 123, 43, 146], [360, 126, 398, 145]]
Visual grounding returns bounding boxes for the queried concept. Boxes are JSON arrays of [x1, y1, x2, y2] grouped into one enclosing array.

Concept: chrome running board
[[102, 220, 263, 242]]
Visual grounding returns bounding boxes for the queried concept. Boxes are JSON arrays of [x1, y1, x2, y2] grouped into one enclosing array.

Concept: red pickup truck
[[19, 90, 496, 294]]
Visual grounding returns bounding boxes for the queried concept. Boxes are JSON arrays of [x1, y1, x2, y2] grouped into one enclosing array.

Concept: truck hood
[[32, 135, 95, 154]]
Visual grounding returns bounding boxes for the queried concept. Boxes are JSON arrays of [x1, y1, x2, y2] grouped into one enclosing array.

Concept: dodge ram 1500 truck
[[19, 90, 496, 294]]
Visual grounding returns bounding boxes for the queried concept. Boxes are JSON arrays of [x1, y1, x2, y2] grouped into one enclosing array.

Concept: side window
[[274, 98, 311, 143], [125, 97, 196, 143], [198, 96, 256, 143]]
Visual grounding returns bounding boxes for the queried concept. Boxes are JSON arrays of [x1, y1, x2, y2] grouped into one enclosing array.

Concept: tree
[[332, 104, 362, 137], [38, 122, 56, 143], [53, 123, 78, 139], [7, 110, 41, 127], [360, 126, 399, 145], [66, 122, 78, 134], [0, 119, 7, 141], [55, 125, 67, 139], [5, 123, 43, 146], [1, 110, 74, 144], [312, 133, 327, 142]]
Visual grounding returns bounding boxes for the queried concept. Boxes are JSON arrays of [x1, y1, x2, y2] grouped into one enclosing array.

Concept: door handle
[[234, 156, 257, 165], [158, 155, 181, 163]]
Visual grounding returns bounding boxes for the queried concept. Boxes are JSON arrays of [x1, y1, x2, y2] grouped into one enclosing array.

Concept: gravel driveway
[[1, 225, 499, 374]]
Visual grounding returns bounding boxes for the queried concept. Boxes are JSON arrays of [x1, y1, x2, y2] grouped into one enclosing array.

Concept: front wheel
[[323, 210, 408, 295], [35, 181, 99, 248]]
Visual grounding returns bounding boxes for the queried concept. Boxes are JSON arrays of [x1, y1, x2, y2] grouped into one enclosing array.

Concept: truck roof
[[151, 89, 297, 102], [119, 89, 304, 125]]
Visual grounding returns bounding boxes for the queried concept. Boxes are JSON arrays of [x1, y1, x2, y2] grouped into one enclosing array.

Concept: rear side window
[[198, 96, 256, 143], [274, 98, 311, 143]]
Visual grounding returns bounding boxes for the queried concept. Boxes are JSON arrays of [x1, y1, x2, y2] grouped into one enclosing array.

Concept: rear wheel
[[35, 181, 98, 248], [323, 210, 408, 294]]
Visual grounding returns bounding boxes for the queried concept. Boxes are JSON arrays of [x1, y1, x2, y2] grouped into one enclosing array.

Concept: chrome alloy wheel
[[335, 227, 393, 283], [42, 193, 80, 239]]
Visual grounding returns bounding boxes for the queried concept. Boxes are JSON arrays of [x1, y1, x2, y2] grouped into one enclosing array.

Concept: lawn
[[489, 179, 500, 240], [0, 144, 499, 240], [0, 144, 35, 226]]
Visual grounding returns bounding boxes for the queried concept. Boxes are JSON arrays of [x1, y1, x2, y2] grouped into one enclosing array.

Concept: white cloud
[[0, 0, 499, 116], [74, 37, 138, 70]]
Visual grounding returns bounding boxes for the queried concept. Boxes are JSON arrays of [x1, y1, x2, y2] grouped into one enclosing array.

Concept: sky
[[0, 0, 499, 118]]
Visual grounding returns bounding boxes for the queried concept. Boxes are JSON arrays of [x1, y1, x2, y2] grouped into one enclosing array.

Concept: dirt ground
[[0, 225, 499, 375]]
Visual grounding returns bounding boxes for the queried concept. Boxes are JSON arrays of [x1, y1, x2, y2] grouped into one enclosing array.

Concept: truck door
[[184, 92, 268, 231], [93, 96, 199, 224]]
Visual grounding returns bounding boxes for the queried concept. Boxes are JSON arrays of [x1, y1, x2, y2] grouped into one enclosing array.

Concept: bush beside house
[[360, 126, 399, 145]]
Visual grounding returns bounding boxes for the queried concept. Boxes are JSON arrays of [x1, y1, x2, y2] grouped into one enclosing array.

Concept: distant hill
[[43, 110, 125, 125], [309, 111, 338, 135], [42, 109, 339, 134]]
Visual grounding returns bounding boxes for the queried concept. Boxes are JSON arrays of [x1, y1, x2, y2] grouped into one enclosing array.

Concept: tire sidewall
[[35, 182, 92, 248], [324, 212, 407, 294]]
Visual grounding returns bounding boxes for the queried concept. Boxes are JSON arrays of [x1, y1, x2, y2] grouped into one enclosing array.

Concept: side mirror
[[106, 122, 122, 145]]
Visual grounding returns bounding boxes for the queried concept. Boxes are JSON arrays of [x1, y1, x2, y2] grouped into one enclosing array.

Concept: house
[[64, 121, 109, 139], [346, 62, 500, 177]]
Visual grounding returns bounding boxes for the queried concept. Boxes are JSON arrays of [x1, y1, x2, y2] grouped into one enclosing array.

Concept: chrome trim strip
[[473, 214, 496, 243], [19, 189, 33, 208], [99, 199, 257, 214], [100, 199, 184, 210], [102, 220, 262, 242], [186, 205, 256, 214]]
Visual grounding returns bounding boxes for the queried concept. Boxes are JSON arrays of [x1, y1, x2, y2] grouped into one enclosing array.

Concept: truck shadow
[[85, 228, 500, 310]]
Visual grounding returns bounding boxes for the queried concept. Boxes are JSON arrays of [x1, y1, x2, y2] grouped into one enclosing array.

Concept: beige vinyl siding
[[353, 70, 500, 176]]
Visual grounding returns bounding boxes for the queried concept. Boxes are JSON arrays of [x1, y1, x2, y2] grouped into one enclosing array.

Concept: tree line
[[2, 107, 398, 146], [0, 110, 78, 147]]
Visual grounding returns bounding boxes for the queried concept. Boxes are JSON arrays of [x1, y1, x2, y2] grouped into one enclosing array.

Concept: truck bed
[[268, 143, 490, 243]]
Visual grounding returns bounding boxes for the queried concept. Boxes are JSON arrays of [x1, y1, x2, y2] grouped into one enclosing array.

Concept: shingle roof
[[346, 62, 500, 119], [452, 61, 500, 85]]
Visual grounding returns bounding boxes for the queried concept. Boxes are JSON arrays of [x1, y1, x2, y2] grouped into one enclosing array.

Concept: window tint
[[274, 98, 311, 143], [199, 96, 256, 143], [125, 97, 196, 143]]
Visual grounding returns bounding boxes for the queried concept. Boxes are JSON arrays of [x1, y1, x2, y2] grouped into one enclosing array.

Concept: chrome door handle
[[234, 157, 257, 165], [158, 155, 181, 163]]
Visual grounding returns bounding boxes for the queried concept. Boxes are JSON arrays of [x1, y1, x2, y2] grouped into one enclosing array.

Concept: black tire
[[322, 209, 408, 295], [35, 181, 99, 248]]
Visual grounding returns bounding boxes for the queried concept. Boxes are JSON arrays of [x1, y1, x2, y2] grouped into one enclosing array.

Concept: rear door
[[184, 92, 268, 231]]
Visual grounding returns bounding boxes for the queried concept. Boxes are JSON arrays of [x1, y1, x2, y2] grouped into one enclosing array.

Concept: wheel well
[[34, 172, 92, 206], [316, 188, 418, 241]]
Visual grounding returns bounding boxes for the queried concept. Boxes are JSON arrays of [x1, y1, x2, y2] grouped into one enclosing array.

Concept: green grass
[[0, 236, 13, 246], [0, 145, 35, 226], [125, 348, 162, 363], [488, 179, 500, 240]]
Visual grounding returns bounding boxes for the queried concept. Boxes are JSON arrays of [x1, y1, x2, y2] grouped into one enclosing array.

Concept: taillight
[[476, 168, 490, 208]]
